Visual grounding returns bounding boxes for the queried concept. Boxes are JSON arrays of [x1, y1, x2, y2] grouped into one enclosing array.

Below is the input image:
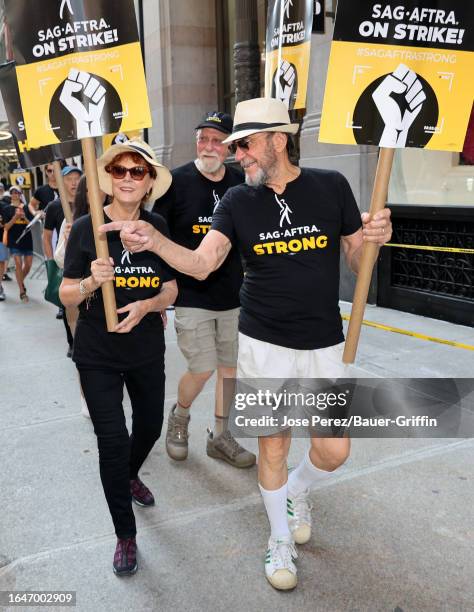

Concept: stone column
[[234, 0, 260, 103], [143, 0, 218, 168]]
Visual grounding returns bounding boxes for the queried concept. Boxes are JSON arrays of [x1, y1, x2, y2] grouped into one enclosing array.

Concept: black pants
[[62, 309, 74, 348], [79, 359, 165, 539]]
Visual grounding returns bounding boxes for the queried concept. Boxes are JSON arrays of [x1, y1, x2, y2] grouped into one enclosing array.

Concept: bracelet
[[79, 278, 93, 296], [79, 278, 96, 310]]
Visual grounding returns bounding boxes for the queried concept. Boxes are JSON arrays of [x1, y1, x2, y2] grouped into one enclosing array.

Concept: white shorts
[[237, 333, 347, 379], [231, 334, 349, 437]]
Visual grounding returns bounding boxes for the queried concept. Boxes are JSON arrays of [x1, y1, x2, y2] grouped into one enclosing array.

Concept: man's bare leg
[[214, 365, 235, 433], [166, 370, 213, 460], [177, 370, 214, 413], [287, 436, 350, 544]]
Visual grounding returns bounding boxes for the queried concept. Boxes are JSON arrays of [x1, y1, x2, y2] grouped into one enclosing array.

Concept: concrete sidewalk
[[0, 279, 473, 612]]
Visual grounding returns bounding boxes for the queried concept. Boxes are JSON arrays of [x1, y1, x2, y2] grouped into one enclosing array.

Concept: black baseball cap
[[195, 111, 233, 135]]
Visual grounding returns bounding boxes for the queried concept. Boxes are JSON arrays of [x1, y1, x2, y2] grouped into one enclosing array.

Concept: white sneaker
[[264, 535, 298, 590], [80, 395, 91, 419], [287, 489, 312, 544]]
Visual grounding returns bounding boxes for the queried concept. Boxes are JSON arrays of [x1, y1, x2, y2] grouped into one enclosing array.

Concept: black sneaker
[[56, 306, 64, 320], [2, 273, 12, 281], [130, 477, 155, 507], [0, 286, 5, 301], [113, 537, 137, 576]]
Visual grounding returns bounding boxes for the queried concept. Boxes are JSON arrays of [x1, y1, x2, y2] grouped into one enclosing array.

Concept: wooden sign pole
[[342, 147, 395, 364], [81, 137, 118, 332], [52, 160, 72, 224]]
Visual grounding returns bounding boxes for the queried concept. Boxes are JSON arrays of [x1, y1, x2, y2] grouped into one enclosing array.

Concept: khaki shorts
[[174, 307, 239, 373]]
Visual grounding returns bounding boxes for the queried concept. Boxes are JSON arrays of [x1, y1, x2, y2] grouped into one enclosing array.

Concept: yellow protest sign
[[102, 130, 142, 151], [265, 0, 313, 111], [320, 1, 474, 150], [9, 171, 32, 189], [5, 0, 151, 148]]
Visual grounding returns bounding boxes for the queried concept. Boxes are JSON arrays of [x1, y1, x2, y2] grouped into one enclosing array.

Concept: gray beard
[[245, 167, 268, 188], [195, 157, 222, 175]]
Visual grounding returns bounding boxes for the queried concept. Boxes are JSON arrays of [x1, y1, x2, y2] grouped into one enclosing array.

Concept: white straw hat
[[97, 138, 172, 202], [222, 97, 300, 144]]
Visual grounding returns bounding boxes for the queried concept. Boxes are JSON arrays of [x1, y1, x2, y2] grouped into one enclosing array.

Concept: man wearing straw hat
[[101, 97, 392, 590]]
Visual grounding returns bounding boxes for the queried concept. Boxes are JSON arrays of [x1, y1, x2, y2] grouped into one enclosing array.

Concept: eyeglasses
[[106, 165, 150, 181], [46, 168, 54, 174], [196, 136, 227, 148], [228, 134, 267, 155]]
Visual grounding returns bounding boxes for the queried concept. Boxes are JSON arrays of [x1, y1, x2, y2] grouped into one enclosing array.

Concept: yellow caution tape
[[385, 243, 474, 254], [341, 315, 474, 351]]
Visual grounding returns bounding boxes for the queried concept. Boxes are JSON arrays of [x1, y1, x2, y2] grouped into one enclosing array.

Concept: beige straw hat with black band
[[97, 138, 172, 202], [222, 97, 300, 144]]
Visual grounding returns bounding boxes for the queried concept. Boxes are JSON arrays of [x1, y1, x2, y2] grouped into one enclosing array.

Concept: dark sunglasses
[[228, 133, 270, 155], [228, 138, 252, 155], [106, 165, 150, 181], [46, 168, 54, 174]]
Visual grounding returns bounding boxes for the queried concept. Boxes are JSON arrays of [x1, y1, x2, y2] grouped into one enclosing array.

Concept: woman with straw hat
[[60, 139, 177, 576]]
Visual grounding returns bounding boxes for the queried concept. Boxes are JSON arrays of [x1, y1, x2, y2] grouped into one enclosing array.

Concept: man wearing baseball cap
[[102, 97, 392, 590], [153, 111, 255, 469]]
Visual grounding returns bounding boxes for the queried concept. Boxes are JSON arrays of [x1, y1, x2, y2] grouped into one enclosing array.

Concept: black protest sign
[[5, 0, 151, 148], [0, 61, 82, 168], [333, 1, 473, 51], [265, 0, 313, 111]]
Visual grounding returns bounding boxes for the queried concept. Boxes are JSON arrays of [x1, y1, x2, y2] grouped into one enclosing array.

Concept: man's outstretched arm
[[100, 221, 231, 280]]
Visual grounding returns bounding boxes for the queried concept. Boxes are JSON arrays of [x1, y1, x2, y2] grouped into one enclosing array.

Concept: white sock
[[288, 449, 333, 498], [258, 482, 291, 539]]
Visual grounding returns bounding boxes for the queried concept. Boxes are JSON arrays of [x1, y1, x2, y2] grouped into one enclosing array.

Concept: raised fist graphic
[[372, 64, 426, 148], [59, 69, 106, 139], [15, 175, 25, 186], [274, 60, 296, 109]]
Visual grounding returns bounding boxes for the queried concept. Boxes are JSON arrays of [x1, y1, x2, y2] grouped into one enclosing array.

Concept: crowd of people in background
[[0, 162, 59, 303]]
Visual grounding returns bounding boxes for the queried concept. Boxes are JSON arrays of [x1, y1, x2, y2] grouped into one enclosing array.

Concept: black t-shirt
[[63, 209, 175, 370], [2, 205, 34, 251], [211, 168, 362, 350], [33, 184, 58, 211], [0, 199, 9, 228], [153, 161, 243, 311], [44, 199, 65, 235]]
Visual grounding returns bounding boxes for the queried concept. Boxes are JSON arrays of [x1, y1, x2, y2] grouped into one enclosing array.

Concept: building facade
[[140, 0, 473, 326], [0, 0, 471, 323]]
